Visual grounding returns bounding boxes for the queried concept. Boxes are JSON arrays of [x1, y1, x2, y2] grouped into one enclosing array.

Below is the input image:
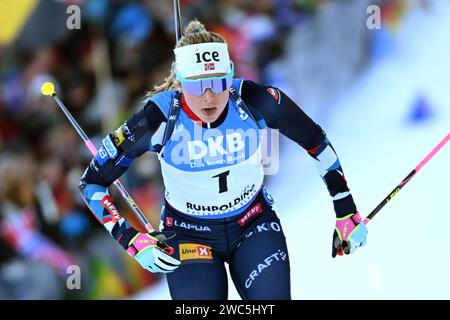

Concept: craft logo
[[245, 250, 287, 288], [179, 243, 212, 261], [122, 122, 136, 143]]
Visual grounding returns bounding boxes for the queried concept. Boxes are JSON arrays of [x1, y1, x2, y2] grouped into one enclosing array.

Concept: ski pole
[[173, 0, 182, 42], [364, 132, 450, 224], [40, 82, 174, 255]]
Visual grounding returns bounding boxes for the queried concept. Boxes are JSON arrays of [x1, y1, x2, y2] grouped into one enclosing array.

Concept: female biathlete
[[79, 20, 368, 300]]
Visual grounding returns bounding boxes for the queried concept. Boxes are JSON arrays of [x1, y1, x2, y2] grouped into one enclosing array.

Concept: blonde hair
[[147, 20, 227, 97]]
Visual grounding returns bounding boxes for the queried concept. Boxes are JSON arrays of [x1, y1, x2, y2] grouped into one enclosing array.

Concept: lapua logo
[[195, 51, 220, 63], [187, 132, 244, 159], [175, 220, 212, 232]]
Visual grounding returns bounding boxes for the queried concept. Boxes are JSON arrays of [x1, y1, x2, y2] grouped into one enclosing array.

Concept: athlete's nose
[[202, 88, 215, 100]]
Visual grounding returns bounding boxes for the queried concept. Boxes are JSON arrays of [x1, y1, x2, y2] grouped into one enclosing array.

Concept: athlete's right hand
[[126, 232, 181, 273]]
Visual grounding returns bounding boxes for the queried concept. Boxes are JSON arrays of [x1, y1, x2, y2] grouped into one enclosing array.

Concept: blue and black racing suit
[[79, 79, 358, 300]]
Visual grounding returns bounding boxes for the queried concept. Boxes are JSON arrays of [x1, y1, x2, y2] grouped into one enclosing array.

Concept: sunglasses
[[177, 63, 234, 96]]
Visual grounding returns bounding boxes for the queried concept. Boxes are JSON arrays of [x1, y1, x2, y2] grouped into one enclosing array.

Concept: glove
[[126, 231, 181, 273], [332, 212, 368, 258]]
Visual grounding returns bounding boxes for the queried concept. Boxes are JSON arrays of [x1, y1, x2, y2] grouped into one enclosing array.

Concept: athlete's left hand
[[332, 212, 368, 258], [127, 231, 180, 273]]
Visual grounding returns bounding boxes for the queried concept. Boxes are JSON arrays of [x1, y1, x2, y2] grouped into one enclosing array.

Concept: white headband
[[174, 42, 231, 79]]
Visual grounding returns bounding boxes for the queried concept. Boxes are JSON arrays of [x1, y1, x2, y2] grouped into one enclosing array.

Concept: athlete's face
[[182, 73, 229, 123]]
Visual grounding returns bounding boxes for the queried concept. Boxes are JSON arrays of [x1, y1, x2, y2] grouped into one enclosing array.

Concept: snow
[[135, 2, 450, 300]]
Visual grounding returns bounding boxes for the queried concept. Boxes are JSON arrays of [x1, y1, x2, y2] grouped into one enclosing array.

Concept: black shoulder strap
[[228, 87, 262, 128], [161, 91, 182, 148]]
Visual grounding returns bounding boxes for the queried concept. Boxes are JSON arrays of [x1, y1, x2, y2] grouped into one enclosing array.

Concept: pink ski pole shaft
[[364, 132, 450, 225]]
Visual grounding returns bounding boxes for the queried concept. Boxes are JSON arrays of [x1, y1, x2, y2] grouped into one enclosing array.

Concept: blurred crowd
[[0, 0, 411, 299]]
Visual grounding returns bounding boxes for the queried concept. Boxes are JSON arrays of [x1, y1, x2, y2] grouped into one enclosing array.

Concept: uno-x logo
[[198, 246, 209, 256], [187, 132, 245, 159], [179, 243, 213, 261]]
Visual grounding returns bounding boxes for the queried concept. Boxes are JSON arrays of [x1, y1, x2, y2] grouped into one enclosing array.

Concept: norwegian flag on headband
[[204, 63, 215, 71]]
